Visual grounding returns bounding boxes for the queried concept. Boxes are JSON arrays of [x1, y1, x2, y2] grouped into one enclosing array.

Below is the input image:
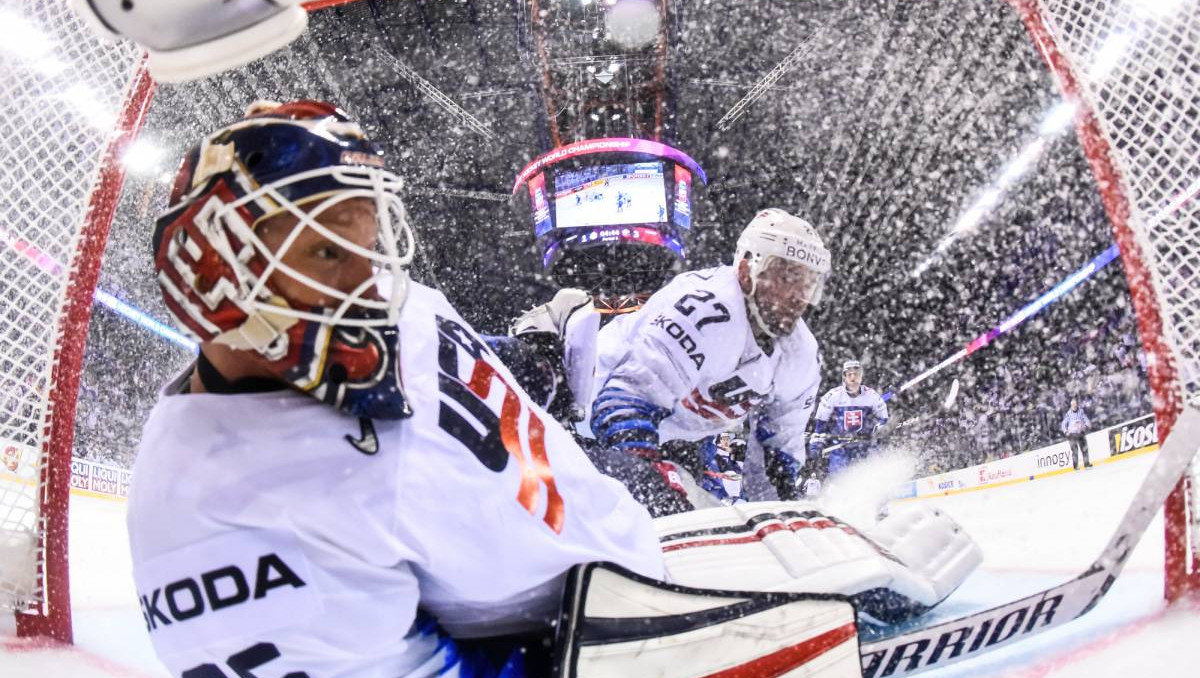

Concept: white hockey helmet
[[842, 359, 863, 391], [71, 0, 309, 83], [735, 208, 831, 336]]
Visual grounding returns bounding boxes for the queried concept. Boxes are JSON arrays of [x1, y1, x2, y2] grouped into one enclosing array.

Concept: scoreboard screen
[[512, 137, 706, 291], [553, 162, 668, 229]]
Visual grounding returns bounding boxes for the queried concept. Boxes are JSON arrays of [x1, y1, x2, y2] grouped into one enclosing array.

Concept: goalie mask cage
[[0, 0, 1196, 644]]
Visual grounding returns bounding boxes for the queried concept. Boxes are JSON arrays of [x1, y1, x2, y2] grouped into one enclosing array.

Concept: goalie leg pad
[[864, 505, 983, 605], [653, 502, 982, 625], [555, 562, 860, 678]]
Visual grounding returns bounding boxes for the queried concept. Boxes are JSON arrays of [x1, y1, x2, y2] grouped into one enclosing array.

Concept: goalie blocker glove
[[756, 413, 807, 501]]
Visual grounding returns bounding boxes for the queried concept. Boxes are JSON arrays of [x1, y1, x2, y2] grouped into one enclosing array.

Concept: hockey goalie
[[124, 99, 981, 678]]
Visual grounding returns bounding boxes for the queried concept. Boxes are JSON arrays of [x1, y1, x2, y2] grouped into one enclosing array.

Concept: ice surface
[[0, 452, 1193, 677]]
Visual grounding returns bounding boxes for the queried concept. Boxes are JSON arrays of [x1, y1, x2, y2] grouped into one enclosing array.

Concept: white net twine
[[0, 0, 141, 611], [1034, 0, 1200, 409], [1032, 0, 1200, 588]]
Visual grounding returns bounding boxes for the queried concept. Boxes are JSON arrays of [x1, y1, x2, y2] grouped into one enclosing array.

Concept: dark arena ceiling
[[85, 0, 1133, 459]]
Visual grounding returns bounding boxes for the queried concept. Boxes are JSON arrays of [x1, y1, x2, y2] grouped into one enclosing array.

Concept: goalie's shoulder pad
[[554, 562, 860, 678], [654, 502, 982, 625]]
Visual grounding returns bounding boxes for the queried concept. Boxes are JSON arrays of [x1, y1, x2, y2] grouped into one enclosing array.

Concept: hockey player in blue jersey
[[697, 431, 748, 504], [809, 359, 889, 476]]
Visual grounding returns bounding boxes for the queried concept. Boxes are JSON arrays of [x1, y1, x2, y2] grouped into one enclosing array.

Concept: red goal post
[[0, 0, 1195, 647], [1006, 0, 1200, 601], [0, 1, 151, 643]]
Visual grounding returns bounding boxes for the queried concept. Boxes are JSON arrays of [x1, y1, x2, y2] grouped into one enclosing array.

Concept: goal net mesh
[[1022, 0, 1199, 594], [1033, 0, 1199, 409], [0, 0, 141, 614]]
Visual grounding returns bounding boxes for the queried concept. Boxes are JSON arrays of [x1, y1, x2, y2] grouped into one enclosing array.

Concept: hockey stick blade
[[858, 405, 1200, 678]]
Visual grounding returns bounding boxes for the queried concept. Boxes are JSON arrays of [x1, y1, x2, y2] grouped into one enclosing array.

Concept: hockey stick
[[857, 405, 1200, 677]]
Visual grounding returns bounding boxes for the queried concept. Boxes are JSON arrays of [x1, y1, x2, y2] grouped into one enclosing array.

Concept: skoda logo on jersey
[[139, 553, 307, 632], [842, 409, 864, 432]]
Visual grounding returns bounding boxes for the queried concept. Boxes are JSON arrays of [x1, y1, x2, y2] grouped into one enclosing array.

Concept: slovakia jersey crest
[[842, 409, 864, 432]]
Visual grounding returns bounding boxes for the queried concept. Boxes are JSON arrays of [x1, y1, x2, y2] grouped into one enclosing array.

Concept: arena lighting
[[122, 139, 164, 175], [61, 83, 117, 131], [1129, 0, 1187, 19], [0, 11, 55, 60], [915, 98, 1085, 279], [1038, 101, 1078, 135], [917, 9, 1171, 280], [0, 225, 196, 351], [93, 290, 198, 352], [890, 243, 1120, 399], [896, 162, 1197, 400], [1089, 32, 1133, 80]]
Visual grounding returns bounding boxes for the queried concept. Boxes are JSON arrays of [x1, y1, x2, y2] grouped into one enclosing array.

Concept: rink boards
[[0, 447, 132, 504], [895, 412, 1158, 500]]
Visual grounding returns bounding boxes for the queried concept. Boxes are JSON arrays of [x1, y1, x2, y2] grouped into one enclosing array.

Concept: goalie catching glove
[[73, 0, 310, 83]]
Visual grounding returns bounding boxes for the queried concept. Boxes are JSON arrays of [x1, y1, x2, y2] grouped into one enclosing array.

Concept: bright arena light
[[1038, 101, 1078, 135], [914, 98, 1081, 277], [1089, 32, 1134, 80], [606, 0, 660, 50], [893, 244, 1120, 397], [61, 83, 117, 130], [0, 11, 55, 61], [1, 224, 194, 352], [93, 290, 198, 352], [1128, 0, 1188, 20], [122, 139, 163, 175]]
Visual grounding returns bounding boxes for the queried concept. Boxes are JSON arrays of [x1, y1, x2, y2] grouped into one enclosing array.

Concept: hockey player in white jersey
[[128, 101, 675, 678], [810, 359, 890, 476], [584, 208, 829, 504]]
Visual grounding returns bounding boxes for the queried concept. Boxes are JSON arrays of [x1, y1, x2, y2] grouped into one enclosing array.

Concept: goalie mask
[[152, 100, 415, 420], [735, 208, 831, 338]]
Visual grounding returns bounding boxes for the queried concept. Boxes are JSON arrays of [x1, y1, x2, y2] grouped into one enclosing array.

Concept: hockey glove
[[807, 432, 828, 457], [483, 335, 565, 414], [764, 446, 805, 501], [651, 460, 689, 497], [510, 287, 592, 337], [591, 387, 669, 459]]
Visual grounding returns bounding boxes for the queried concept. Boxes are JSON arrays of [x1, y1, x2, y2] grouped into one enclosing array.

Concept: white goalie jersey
[[587, 265, 821, 453], [127, 282, 663, 678]]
